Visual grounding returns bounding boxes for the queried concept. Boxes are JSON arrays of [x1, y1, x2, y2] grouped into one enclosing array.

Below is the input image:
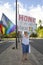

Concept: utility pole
[[16, 0, 18, 49]]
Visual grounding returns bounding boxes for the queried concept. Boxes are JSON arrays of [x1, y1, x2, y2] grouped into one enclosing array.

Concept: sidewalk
[[31, 46, 43, 65], [0, 42, 42, 65]]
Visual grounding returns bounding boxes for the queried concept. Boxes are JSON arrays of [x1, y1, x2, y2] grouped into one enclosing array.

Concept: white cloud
[[14, 2, 30, 18], [28, 5, 43, 26], [4, 2, 11, 9], [16, 2, 43, 26], [0, 1, 43, 26], [0, 2, 15, 24], [14, 1, 24, 8]]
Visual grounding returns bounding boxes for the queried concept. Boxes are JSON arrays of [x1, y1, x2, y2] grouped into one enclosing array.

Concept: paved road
[[30, 39, 43, 54], [0, 39, 43, 55], [0, 39, 43, 65], [0, 40, 41, 65], [0, 41, 15, 54]]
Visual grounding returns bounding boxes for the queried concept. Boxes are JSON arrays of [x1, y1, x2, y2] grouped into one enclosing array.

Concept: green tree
[[39, 20, 42, 27], [36, 20, 43, 38], [38, 29, 43, 38], [30, 32, 38, 37]]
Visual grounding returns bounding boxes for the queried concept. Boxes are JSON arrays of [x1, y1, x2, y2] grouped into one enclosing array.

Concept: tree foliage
[[36, 20, 43, 38], [30, 33, 38, 37]]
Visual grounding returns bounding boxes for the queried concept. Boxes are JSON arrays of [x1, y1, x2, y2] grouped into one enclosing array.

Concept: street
[[30, 39, 43, 54], [0, 39, 43, 54], [0, 41, 15, 54], [0, 39, 43, 65]]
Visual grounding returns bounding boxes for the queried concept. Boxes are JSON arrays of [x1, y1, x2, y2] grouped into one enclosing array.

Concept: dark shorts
[[22, 43, 29, 53]]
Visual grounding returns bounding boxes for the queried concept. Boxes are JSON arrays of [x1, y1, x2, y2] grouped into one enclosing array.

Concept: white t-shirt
[[22, 36, 29, 45]]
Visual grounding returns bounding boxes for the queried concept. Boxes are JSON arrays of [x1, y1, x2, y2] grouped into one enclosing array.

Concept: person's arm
[[21, 34, 24, 43], [28, 33, 31, 38]]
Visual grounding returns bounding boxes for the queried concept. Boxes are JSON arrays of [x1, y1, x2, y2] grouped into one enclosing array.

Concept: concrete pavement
[[31, 46, 43, 65], [0, 41, 42, 65]]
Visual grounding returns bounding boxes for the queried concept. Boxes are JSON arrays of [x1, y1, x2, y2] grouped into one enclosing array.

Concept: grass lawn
[[2, 38, 16, 41]]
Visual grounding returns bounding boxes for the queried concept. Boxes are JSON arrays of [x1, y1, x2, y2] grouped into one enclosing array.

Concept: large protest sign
[[17, 14, 36, 34]]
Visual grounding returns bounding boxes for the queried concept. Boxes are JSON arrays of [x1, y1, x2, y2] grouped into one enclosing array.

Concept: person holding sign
[[21, 32, 29, 61]]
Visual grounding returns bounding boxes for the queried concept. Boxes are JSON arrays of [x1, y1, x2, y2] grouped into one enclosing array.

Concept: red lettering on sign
[[24, 16, 27, 21], [19, 15, 35, 23], [33, 18, 35, 23], [19, 15, 23, 21], [28, 17, 32, 22]]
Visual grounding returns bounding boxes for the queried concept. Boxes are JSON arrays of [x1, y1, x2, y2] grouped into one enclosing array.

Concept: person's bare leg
[[24, 53, 29, 60], [22, 53, 27, 60], [22, 53, 25, 61]]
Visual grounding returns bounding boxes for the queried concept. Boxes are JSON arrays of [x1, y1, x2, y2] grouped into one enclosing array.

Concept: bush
[[30, 33, 38, 37]]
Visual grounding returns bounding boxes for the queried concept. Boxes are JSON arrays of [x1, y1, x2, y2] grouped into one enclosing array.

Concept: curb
[[30, 38, 43, 39]]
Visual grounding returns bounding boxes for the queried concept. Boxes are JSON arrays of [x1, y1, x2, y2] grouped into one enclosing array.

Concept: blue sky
[[0, 0, 43, 25], [19, 0, 43, 6], [0, 0, 43, 6], [0, 0, 15, 4], [0, 0, 43, 9]]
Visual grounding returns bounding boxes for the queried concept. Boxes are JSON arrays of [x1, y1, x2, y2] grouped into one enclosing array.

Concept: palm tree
[[39, 20, 42, 26], [39, 20, 42, 29]]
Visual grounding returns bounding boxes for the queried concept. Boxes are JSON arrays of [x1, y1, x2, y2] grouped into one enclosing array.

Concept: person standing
[[21, 32, 29, 61]]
